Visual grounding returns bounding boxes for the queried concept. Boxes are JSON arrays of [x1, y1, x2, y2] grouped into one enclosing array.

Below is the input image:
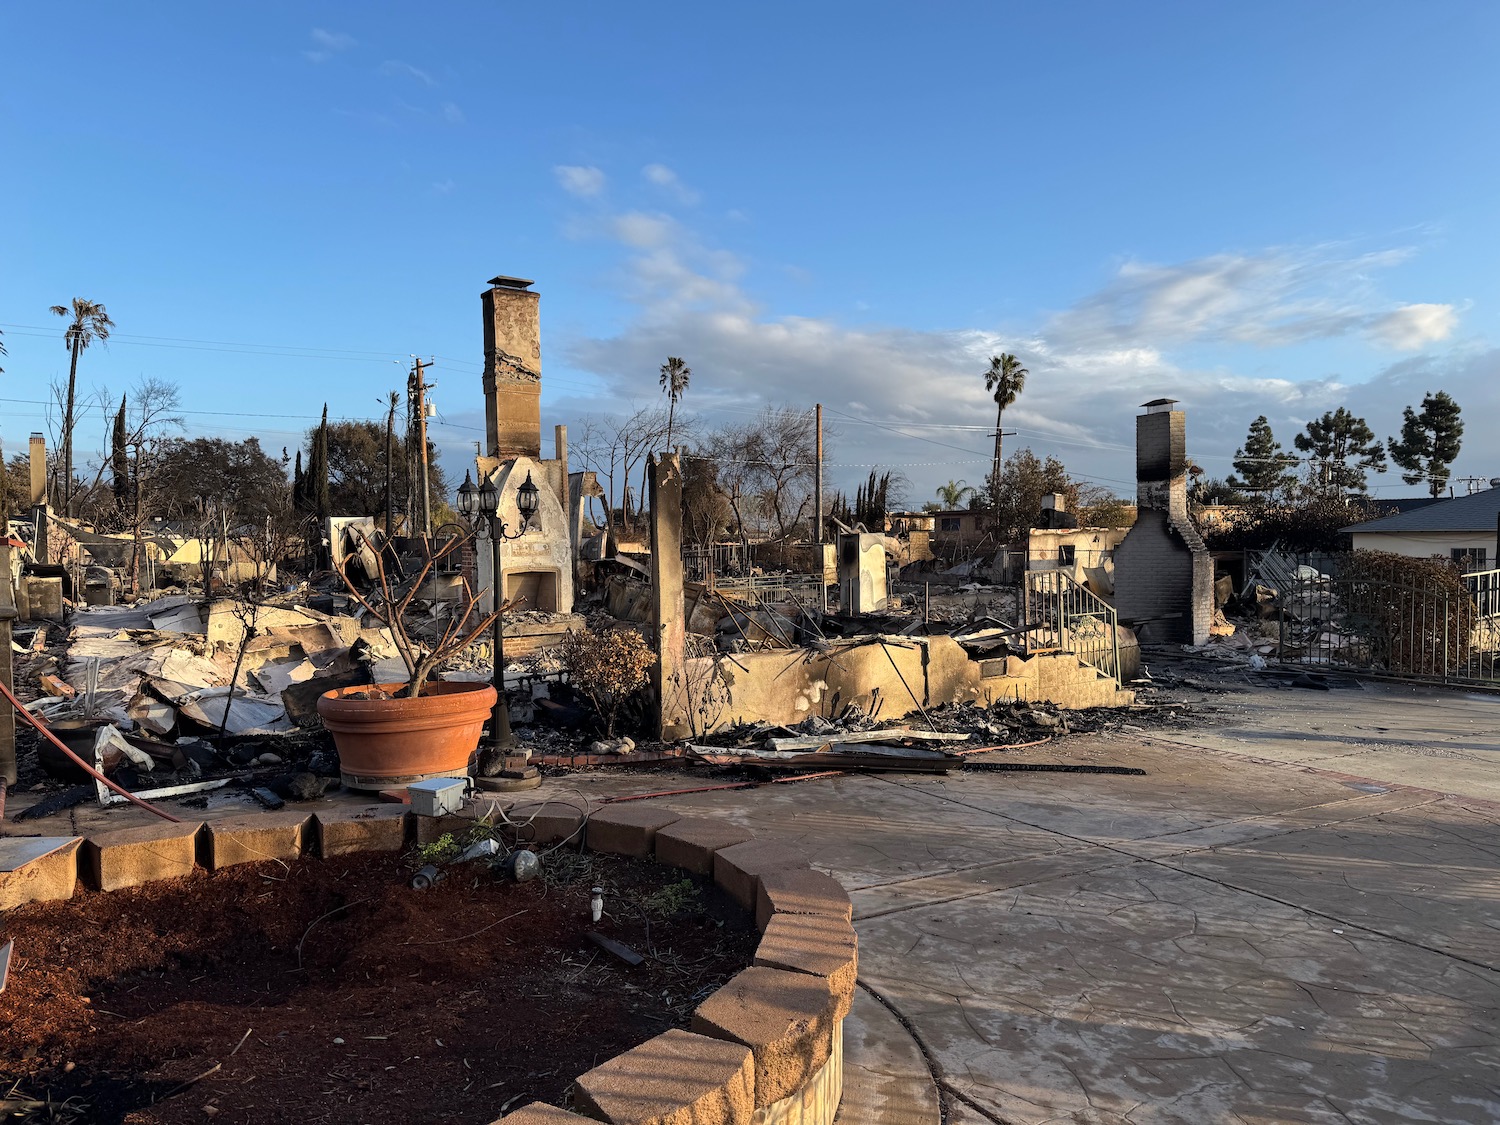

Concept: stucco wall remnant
[[701, 634, 1133, 732]]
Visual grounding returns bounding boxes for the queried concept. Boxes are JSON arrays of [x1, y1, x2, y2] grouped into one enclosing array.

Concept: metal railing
[[682, 542, 748, 583], [1022, 568, 1122, 684], [710, 573, 826, 604], [1279, 566, 1500, 685]]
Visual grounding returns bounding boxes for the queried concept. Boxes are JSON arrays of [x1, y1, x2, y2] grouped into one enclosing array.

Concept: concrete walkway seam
[[857, 981, 1010, 1125]]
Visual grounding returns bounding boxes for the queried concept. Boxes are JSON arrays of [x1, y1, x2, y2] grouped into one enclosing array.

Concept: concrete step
[[0, 835, 82, 910]]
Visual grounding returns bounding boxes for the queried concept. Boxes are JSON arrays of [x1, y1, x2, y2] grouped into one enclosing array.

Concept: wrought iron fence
[[710, 573, 826, 604], [682, 542, 748, 583], [1279, 565, 1500, 685], [1023, 568, 1122, 684]]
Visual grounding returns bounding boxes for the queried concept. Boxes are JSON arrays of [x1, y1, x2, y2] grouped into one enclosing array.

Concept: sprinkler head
[[590, 885, 604, 923]]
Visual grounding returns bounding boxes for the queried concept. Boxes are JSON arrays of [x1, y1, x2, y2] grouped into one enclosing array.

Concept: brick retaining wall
[[1, 796, 855, 1125]]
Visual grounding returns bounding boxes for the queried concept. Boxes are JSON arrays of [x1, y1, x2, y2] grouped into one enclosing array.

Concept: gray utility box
[[407, 777, 467, 818]]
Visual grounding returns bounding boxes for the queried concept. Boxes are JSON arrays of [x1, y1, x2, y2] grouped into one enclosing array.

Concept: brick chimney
[[481, 275, 542, 458], [1112, 399, 1214, 645]]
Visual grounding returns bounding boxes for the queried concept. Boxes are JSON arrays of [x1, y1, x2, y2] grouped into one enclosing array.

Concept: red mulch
[[0, 849, 757, 1124]]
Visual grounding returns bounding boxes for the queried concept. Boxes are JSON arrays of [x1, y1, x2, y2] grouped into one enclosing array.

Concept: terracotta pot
[[317, 680, 498, 791]]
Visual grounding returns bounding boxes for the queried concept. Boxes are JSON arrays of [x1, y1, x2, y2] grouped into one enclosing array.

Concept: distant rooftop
[[1343, 486, 1500, 534]]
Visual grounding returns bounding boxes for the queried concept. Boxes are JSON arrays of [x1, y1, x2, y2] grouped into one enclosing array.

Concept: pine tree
[[111, 394, 129, 515], [1388, 392, 1464, 498], [1293, 408, 1386, 495], [1227, 416, 1298, 497]]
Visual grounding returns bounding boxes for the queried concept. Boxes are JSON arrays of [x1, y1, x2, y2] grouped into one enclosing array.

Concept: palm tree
[[659, 356, 691, 449], [50, 298, 115, 516], [936, 479, 975, 508], [983, 353, 1028, 512]]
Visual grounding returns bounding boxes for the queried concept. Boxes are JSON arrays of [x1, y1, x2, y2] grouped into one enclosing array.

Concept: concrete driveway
[[570, 673, 1500, 1124]]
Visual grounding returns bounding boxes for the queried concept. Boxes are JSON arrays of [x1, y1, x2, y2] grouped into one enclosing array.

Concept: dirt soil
[[0, 849, 757, 1124]]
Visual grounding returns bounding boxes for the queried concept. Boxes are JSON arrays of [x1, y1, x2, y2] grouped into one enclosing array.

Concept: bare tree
[[117, 379, 186, 593], [573, 406, 683, 533], [709, 406, 817, 542]]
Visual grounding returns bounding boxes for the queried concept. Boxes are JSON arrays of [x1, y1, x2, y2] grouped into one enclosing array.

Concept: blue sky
[[4, 3, 1499, 505]]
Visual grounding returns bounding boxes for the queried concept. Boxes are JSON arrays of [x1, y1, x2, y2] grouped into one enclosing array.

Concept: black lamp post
[[457, 468, 540, 775]]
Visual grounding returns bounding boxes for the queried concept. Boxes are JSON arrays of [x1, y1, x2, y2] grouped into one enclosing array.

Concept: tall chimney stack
[[481, 275, 542, 459], [1112, 399, 1214, 646]]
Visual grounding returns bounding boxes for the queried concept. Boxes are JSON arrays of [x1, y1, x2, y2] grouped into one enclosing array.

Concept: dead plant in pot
[[316, 530, 509, 789]]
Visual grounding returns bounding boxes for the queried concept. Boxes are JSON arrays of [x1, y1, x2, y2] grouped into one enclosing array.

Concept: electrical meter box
[[407, 777, 466, 818]]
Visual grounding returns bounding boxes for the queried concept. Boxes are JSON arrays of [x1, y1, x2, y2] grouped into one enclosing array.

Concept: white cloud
[[303, 27, 355, 62], [1368, 303, 1458, 350], [611, 211, 678, 250], [1047, 247, 1427, 350], [379, 60, 436, 86], [556, 222, 1483, 499], [441, 101, 464, 124], [642, 163, 700, 204], [554, 165, 606, 198]]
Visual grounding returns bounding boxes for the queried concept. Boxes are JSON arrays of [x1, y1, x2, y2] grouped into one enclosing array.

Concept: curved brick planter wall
[[0, 796, 856, 1125]]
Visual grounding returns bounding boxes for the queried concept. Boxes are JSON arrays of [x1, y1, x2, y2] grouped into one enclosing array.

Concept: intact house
[[1342, 484, 1500, 572]]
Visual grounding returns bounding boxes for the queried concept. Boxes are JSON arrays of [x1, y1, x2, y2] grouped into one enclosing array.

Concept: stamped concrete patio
[[569, 672, 1500, 1124]]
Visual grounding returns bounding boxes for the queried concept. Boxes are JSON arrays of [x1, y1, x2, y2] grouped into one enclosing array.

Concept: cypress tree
[[111, 394, 129, 515], [292, 449, 305, 510], [314, 405, 331, 521]]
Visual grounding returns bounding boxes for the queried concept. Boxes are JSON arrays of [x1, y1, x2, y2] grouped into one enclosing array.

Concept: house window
[[1452, 548, 1488, 571], [1058, 545, 1076, 564], [939, 517, 961, 533]]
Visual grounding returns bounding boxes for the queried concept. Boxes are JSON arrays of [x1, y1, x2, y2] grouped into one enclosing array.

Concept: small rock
[[333, 1037, 345, 1045], [587, 737, 635, 755], [257, 752, 283, 765]]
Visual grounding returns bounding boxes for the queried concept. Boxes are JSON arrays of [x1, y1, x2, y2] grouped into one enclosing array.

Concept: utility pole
[[411, 357, 434, 539], [383, 391, 397, 535], [989, 428, 1016, 520], [814, 403, 823, 544]]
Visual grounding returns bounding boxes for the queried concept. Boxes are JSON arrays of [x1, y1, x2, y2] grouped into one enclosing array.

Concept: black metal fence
[[1279, 565, 1500, 686]]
